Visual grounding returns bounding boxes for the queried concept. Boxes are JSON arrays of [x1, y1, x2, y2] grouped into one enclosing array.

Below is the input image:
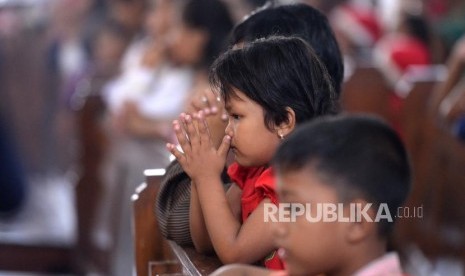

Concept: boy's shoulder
[[354, 252, 405, 276]]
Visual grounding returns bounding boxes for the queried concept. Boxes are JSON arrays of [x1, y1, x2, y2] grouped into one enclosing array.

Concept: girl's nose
[[224, 118, 233, 134]]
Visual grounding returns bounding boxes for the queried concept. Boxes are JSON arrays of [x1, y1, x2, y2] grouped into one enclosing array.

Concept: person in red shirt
[[167, 36, 338, 269], [373, 12, 432, 138]]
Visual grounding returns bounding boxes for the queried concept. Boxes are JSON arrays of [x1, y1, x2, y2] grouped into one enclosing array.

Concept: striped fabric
[[155, 160, 193, 245], [155, 160, 231, 246]]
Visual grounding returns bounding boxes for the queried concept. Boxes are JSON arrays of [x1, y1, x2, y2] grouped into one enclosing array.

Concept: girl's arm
[[194, 178, 276, 264], [190, 180, 213, 252], [190, 181, 243, 253]]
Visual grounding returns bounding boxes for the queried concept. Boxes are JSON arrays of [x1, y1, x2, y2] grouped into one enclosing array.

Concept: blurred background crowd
[[0, 0, 464, 275]]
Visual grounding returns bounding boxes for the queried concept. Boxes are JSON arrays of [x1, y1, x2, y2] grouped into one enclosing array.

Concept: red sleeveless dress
[[227, 162, 285, 270]]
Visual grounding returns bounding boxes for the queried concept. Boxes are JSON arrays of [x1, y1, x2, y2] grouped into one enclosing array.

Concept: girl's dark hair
[[210, 36, 338, 130], [182, 0, 234, 68]]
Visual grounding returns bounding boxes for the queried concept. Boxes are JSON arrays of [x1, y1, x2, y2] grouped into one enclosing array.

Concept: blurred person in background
[[108, 0, 146, 39], [94, 1, 184, 275], [373, 8, 432, 137], [329, 0, 382, 79], [95, 0, 233, 274], [64, 20, 133, 273], [43, 0, 107, 176]]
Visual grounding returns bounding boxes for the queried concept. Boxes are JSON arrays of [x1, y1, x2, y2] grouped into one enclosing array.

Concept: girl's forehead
[[224, 88, 247, 106]]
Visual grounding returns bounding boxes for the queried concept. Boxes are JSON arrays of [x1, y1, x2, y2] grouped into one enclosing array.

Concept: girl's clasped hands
[[166, 100, 230, 184]]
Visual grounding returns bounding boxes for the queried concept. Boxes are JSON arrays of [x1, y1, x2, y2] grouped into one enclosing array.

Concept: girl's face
[[224, 89, 281, 167], [274, 167, 348, 276]]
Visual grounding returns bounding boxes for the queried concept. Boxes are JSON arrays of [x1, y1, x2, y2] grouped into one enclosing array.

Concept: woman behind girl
[[167, 36, 337, 269]]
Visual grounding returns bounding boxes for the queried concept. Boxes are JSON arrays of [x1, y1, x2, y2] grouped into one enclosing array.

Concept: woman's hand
[[167, 111, 231, 182], [186, 88, 229, 149]]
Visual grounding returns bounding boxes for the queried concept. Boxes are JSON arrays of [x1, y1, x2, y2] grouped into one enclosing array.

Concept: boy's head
[[231, 3, 344, 95], [210, 36, 337, 134], [272, 115, 411, 275]]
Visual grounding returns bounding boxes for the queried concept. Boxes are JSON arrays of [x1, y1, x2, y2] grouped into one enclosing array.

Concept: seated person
[[155, 1, 343, 247], [213, 114, 412, 276], [167, 36, 337, 269]]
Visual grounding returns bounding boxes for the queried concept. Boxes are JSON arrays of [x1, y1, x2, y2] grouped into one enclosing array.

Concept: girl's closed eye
[[229, 113, 241, 120]]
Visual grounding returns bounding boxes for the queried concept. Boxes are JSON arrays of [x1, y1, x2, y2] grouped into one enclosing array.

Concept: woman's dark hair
[[230, 3, 344, 95], [182, 0, 234, 68], [273, 115, 411, 237], [210, 36, 337, 130]]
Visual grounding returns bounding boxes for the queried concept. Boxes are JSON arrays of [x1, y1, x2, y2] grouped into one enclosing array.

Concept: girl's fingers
[[173, 118, 191, 156], [166, 143, 185, 164], [217, 135, 231, 159], [203, 106, 218, 116], [196, 111, 212, 147], [184, 114, 199, 148], [221, 112, 228, 122]]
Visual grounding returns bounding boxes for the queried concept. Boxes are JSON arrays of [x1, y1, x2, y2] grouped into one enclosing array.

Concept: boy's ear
[[276, 107, 296, 138], [345, 199, 378, 244]]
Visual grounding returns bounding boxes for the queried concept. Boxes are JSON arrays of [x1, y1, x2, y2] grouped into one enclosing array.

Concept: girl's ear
[[276, 107, 296, 139]]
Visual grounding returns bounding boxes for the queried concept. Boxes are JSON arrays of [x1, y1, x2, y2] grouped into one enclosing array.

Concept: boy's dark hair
[[231, 3, 344, 95], [210, 36, 337, 130], [182, 0, 234, 68], [273, 115, 411, 237]]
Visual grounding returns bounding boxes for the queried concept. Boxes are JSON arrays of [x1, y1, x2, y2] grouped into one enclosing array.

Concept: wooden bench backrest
[[341, 66, 391, 120], [132, 169, 173, 276], [394, 77, 465, 260], [132, 168, 223, 275]]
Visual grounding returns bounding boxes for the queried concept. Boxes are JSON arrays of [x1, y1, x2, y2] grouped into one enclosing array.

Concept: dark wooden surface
[[74, 94, 110, 274], [133, 170, 223, 276], [133, 171, 177, 276], [168, 241, 223, 276], [0, 244, 73, 273], [393, 78, 465, 262], [341, 66, 391, 120]]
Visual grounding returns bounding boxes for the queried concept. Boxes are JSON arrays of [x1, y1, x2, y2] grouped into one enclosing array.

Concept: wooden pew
[[74, 94, 110, 274], [341, 66, 391, 120], [132, 169, 223, 275], [168, 241, 223, 276], [132, 169, 179, 276], [393, 75, 465, 262]]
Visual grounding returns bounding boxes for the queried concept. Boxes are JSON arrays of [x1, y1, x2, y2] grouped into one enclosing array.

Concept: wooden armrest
[[168, 240, 223, 276], [132, 169, 175, 276]]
